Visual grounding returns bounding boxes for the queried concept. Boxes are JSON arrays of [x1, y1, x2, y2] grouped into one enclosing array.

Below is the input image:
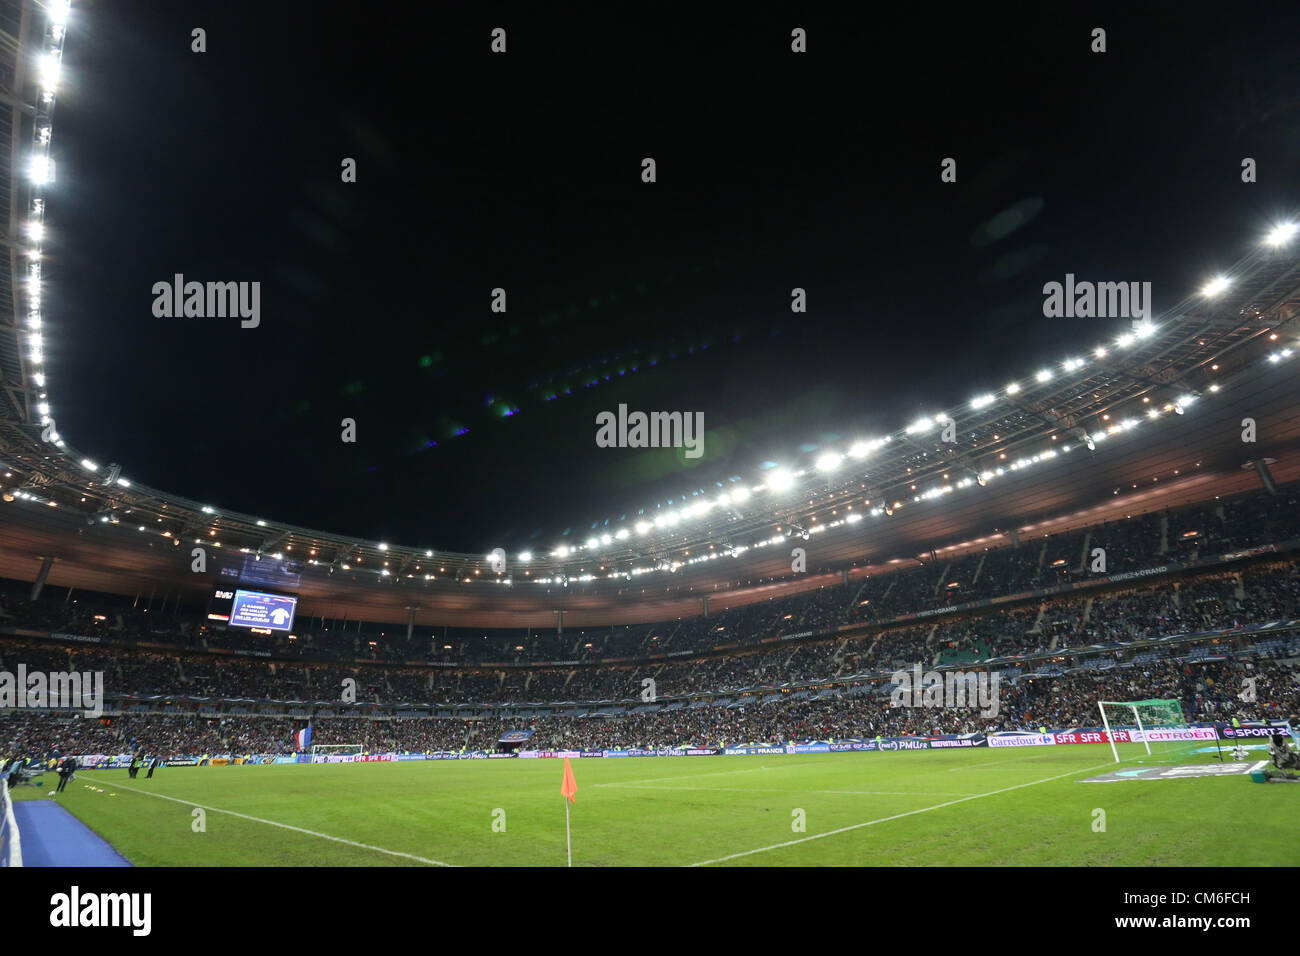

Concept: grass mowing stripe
[[684, 758, 1120, 866], [77, 775, 457, 867], [604, 785, 975, 796], [592, 765, 781, 787], [945, 755, 1050, 771]]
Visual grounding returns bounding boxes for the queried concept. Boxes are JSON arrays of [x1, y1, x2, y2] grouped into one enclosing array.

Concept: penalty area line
[[684, 758, 1122, 866], [78, 775, 457, 867]]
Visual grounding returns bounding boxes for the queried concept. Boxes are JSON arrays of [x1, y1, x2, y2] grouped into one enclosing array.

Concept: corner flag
[[561, 757, 577, 866], [561, 757, 577, 803]]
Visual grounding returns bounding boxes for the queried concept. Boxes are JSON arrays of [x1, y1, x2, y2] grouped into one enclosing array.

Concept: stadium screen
[[207, 588, 235, 622], [228, 589, 298, 632]]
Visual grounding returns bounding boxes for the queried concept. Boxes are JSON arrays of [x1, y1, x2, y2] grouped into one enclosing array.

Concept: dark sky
[[44, 2, 1300, 553]]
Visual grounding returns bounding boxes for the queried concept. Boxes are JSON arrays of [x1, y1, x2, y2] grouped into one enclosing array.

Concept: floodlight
[[1264, 222, 1297, 247], [767, 469, 794, 491], [1200, 276, 1231, 297]]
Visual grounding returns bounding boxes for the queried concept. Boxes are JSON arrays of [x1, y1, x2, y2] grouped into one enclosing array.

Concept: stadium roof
[[2, 236, 1297, 625]]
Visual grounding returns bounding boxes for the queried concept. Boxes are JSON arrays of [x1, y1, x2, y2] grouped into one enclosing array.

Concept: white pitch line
[[685, 758, 1121, 866], [77, 775, 456, 867]]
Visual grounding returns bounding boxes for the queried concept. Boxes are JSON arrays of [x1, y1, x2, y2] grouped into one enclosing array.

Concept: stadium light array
[[17, 3, 70, 453], [37, 301, 1268, 587]]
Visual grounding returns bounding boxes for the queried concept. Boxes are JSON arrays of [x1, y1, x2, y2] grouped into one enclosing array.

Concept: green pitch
[[14, 743, 1294, 865]]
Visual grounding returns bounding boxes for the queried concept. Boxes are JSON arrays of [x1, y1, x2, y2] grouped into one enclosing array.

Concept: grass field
[[12, 743, 1296, 866]]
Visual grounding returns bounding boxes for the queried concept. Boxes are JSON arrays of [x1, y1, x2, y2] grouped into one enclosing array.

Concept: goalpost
[[1097, 698, 1193, 763], [310, 744, 365, 756]]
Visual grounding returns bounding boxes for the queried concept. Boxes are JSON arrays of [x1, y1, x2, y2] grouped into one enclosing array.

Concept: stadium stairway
[[12, 800, 131, 867]]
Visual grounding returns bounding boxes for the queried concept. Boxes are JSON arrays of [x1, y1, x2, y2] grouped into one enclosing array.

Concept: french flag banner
[[295, 726, 312, 751]]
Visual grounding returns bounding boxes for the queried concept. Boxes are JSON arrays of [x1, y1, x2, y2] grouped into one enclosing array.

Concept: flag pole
[[560, 755, 576, 867]]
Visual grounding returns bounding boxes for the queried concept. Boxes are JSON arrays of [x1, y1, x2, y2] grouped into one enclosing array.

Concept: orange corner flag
[[561, 756, 578, 803]]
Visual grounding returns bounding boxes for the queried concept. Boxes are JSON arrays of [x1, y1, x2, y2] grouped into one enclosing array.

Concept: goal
[[310, 744, 364, 757], [1098, 698, 1197, 763]]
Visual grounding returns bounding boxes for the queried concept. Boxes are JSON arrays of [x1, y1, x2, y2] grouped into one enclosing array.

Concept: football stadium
[[0, 1, 1297, 928]]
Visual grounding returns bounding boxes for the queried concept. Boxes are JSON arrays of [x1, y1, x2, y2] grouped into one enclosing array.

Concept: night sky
[[44, 2, 1300, 553]]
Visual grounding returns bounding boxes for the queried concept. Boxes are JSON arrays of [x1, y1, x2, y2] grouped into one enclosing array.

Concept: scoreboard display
[[207, 588, 235, 622], [228, 589, 298, 632]]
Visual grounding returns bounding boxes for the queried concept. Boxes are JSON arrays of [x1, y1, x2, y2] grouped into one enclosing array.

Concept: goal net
[[1098, 698, 1199, 763], [310, 744, 364, 756]]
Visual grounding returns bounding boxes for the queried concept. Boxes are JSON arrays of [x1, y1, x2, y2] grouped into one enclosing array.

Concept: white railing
[[0, 774, 23, 867]]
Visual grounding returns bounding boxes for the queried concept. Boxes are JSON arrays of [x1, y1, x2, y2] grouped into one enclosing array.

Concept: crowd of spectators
[[3, 488, 1299, 772], [4, 656, 1294, 758]]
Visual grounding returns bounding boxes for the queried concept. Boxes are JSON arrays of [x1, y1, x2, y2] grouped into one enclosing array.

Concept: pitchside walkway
[[12, 801, 131, 866]]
